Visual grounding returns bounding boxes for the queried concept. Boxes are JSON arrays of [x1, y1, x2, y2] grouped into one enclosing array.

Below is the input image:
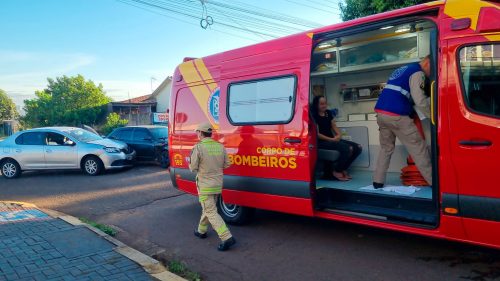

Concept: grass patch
[[79, 217, 117, 236], [168, 260, 202, 281]]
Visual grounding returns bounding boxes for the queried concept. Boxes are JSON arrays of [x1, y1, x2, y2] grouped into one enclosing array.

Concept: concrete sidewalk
[[0, 202, 185, 281]]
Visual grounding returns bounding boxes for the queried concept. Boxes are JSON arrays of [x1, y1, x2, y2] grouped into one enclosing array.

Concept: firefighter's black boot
[[194, 230, 207, 239], [217, 237, 236, 251]]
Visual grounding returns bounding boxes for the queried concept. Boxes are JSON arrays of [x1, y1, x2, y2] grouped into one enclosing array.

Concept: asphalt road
[[1, 165, 499, 281]]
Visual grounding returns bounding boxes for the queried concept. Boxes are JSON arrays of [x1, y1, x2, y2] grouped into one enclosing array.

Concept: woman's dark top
[[314, 111, 334, 138]]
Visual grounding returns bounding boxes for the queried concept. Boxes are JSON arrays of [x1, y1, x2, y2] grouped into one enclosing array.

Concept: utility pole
[[151, 77, 157, 93]]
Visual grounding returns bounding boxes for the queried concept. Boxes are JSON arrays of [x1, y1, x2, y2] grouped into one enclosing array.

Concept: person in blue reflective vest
[[373, 56, 432, 188]]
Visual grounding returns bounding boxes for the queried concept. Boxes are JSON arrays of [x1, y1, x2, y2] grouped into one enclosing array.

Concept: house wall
[[155, 80, 172, 113]]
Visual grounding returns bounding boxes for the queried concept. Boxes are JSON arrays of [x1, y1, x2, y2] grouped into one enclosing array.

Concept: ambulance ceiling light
[[395, 25, 411, 33], [317, 42, 332, 49]]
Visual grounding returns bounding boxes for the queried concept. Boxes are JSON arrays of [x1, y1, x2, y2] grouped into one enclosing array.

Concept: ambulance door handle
[[459, 140, 492, 147], [284, 137, 301, 144]]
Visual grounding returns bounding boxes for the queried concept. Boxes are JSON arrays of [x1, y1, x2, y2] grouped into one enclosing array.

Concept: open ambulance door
[[218, 33, 316, 219]]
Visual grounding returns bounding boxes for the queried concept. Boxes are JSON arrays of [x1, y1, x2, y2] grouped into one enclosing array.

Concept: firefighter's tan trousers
[[197, 194, 232, 242], [373, 114, 433, 185]]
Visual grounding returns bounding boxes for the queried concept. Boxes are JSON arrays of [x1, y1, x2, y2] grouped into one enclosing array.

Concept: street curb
[[4, 201, 187, 281]]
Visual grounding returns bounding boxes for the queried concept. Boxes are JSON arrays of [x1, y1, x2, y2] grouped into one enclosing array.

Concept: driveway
[[1, 165, 499, 281]]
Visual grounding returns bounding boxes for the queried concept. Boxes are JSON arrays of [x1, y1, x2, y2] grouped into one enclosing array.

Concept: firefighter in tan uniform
[[373, 56, 432, 188], [189, 122, 236, 251]]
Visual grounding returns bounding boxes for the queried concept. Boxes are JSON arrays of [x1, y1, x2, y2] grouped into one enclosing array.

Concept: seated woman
[[312, 95, 362, 181]]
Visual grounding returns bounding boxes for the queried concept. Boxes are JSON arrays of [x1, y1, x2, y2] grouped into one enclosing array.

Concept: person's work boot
[[194, 230, 207, 239], [373, 182, 384, 189], [217, 237, 236, 251]]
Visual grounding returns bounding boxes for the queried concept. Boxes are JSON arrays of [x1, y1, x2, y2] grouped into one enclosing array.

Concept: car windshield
[[150, 127, 168, 139], [67, 129, 102, 142]]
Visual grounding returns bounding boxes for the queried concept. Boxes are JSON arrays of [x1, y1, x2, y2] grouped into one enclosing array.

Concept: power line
[[285, 0, 342, 15], [206, 0, 322, 28], [308, 0, 341, 10], [117, 0, 325, 40], [126, 0, 283, 37], [117, 0, 261, 42]]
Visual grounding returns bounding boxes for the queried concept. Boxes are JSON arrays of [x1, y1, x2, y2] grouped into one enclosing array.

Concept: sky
[[0, 0, 341, 106]]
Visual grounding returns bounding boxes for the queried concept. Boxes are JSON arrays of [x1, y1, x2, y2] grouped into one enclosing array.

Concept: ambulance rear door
[[219, 33, 315, 216]]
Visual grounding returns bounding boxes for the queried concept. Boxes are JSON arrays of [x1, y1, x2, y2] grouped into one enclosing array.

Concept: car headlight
[[104, 147, 120, 153]]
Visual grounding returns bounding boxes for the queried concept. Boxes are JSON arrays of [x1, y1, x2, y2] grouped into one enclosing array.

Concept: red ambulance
[[169, 0, 500, 249]]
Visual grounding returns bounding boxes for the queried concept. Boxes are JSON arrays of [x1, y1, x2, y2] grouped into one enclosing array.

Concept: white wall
[[155, 81, 172, 113]]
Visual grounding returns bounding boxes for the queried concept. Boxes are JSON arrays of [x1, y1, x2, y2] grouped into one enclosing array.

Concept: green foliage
[[0, 89, 19, 120], [101, 112, 128, 135], [168, 260, 202, 281], [79, 217, 118, 236], [22, 75, 111, 128], [339, 0, 433, 21]]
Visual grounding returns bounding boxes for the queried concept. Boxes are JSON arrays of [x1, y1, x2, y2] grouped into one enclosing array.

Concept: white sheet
[[360, 185, 421, 195]]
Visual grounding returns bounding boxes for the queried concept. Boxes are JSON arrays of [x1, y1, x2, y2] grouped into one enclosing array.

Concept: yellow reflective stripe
[[200, 187, 222, 192], [178, 61, 212, 125], [199, 187, 222, 194], [201, 139, 223, 155], [216, 224, 228, 235], [193, 59, 217, 91], [198, 224, 208, 233], [443, 0, 497, 31], [198, 195, 209, 202]]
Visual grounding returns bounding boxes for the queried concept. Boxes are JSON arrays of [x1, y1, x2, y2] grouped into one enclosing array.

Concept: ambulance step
[[315, 188, 438, 225], [325, 203, 437, 225]]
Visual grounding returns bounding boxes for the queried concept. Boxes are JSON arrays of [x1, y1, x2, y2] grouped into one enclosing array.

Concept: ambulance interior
[[310, 20, 438, 225]]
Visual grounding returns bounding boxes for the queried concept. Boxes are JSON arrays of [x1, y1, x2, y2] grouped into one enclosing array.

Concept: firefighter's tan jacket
[[189, 137, 230, 195]]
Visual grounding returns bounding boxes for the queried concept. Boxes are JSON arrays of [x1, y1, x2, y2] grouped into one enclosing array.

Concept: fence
[[0, 121, 17, 137]]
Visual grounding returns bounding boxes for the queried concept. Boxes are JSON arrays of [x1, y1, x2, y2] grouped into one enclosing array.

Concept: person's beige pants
[[197, 194, 232, 242], [373, 114, 432, 185]]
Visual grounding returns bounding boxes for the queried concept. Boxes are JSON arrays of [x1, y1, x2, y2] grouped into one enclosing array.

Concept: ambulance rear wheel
[[217, 195, 255, 225]]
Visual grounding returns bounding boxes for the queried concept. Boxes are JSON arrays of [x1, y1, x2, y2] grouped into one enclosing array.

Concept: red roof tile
[[119, 94, 154, 103]]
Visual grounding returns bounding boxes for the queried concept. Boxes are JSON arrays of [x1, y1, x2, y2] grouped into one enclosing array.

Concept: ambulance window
[[228, 75, 296, 124], [459, 44, 500, 118]]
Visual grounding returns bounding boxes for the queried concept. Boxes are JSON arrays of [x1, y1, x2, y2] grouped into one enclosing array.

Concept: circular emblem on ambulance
[[208, 87, 220, 124], [389, 65, 408, 80]]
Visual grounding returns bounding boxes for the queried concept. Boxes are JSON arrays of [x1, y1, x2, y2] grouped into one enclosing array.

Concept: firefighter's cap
[[195, 122, 213, 133]]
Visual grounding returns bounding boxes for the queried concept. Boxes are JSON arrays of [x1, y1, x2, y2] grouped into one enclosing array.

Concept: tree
[[0, 89, 19, 120], [23, 75, 112, 128], [339, 0, 433, 21], [100, 112, 128, 135]]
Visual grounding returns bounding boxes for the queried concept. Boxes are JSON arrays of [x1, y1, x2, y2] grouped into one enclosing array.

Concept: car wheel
[[217, 194, 255, 225], [82, 156, 104, 176], [160, 150, 169, 168], [1, 159, 21, 179]]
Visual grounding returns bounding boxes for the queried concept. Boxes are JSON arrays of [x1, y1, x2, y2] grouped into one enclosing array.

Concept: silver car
[[0, 127, 136, 179]]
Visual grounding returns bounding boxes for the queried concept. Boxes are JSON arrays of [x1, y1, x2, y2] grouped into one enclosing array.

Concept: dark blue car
[[108, 125, 169, 168]]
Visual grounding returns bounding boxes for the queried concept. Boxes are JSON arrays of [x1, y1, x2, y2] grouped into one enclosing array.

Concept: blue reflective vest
[[375, 62, 422, 116]]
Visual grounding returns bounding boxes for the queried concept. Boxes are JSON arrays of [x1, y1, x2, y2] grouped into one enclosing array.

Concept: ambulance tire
[[217, 195, 255, 225]]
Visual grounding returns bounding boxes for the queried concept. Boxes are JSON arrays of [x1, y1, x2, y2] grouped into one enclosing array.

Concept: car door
[[114, 127, 135, 156], [14, 132, 46, 169], [132, 128, 155, 160], [44, 132, 78, 169], [446, 38, 500, 246]]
